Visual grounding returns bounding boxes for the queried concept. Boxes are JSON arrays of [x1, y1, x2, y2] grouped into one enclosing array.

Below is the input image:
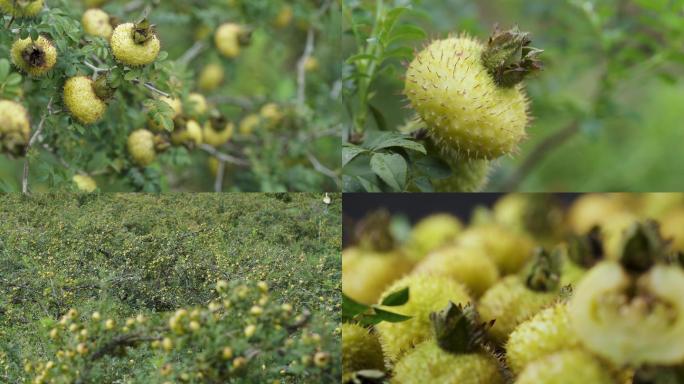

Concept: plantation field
[[0, 193, 341, 383]]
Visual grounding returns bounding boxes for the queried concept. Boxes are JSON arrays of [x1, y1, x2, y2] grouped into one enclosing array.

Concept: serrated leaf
[[370, 152, 407, 191], [342, 144, 368, 167], [372, 137, 426, 154], [357, 176, 382, 193]]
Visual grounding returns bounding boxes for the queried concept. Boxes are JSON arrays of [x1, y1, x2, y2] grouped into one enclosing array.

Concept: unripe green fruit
[[405, 213, 462, 261], [148, 97, 182, 132], [0, 0, 43, 17], [203, 121, 234, 147], [342, 247, 414, 305], [569, 261, 684, 365], [342, 323, 384, 382], [171, 120, 203, 146], [515, 350, 616, 384], [198, 63, 225, 92], [405, 35, 529, 159], [393, 341, 504, 384], [72, 174, 97, 192], [63, 76, 107, 124], [127, 129, 156, 167], [11, 36, 57, 77], [375, 274, 471, 363], [506, 303, 580, 374], [111, 23, 160, 66], [215, 23, 247, 58], [414, 245, 499, 298], [478, 276, 558, 344], [82, 9, 113, 39], [458, 224, 535, 275], [0, 100, 31, 157]]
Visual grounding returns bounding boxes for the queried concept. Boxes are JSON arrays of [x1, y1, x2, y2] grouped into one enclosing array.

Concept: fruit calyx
[[567, 227, 604, 268], [619, 220, 668, 274], [133, 19, 156, 44], [525, 248, 562, 292], [481, 25, 543, 88], [430, 302, 494, 355], [21, 44, 46, 68], [92, 76, 116, 101], [209, 112, 229, 132]]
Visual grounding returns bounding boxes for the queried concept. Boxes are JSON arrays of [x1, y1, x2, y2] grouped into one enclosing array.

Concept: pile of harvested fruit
[[342, 194, 684, 383]]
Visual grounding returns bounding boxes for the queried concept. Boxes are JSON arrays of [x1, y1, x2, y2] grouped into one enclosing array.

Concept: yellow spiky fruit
[[260, 103, 283, 128], [148, 97, 182, 132], [198, 63, 225, 92], [478, 276, 558, 344], [506, 303, 580, 374], [405, 28, 541, 160], [661, 209, 684, 252], [171, 120, 203, 146], [63, 76, 107, 124], [515, 350, 616, 384], [187, 93, 208, 117], [82, 9, 113, 39], [0, 100, 31, 157], [569, 261, 684, 366], [414, 245, 499, 298], [342, 247, 414, 306], [110, 22, 160, 66], [127, 129, 156, 167], [433, 156, 491, 192], [568, 194, 632, 234], [215, 23, 247, 58], [239, 114, 261, 135], [341, 323, 384, 382], [458, 223, 535, 275], [203, 121, 234, 147], [405, 213, 462, 261], [73, 175, 97, 193], [0, 0, 43, 17], [375, 274, 471, 363], [273, 5, 293, 28], [640, 193, 684, 220], [11, 36, 57, 77]]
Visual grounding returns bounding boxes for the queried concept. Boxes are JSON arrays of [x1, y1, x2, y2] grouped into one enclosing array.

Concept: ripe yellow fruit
[[375, 274, 471, 363], [127, 129, 156, 167], [63, 76, 107, 124], [458, 223, 535, 275], [222, 347, 234, 360], [0, 0, 43, 17], [203, 120, 234, 147], [239, 114, 261, 135], [405, 213, 462, 261], [405, 28, 541, 160], [162, 337, 173, 351], [568, 193, 631, 234], [342, 323, 384, 381], [260, 103, 283, 128], [274, 5, 293, 28], [661, 208, 684, 251], [111, 22, 160, 66], [244, 324, 256, 338], [11, 36, 57, 77], [171, 120, 203, 146], [82, 9, 112, 39], [198, 63, 225, 92], [514, 349, 615, 384], [72, 174, 97, 192], [0, 100, 31, 157], [304, 57, 319, 72], [342, 247, 414, 305], [105, 319, 115, 330], [432, 155, 491, 193], [313, 351, 330, 367], [148, 97, 182, 132], [187, 93, 208, 117], [215, 23, 247, 58]]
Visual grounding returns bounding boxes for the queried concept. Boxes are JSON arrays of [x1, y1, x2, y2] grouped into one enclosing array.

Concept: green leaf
[[367, 307, 412, 323], [368, 104, 387, 131], [5, 73, 22, 86], [0, 60, 9, 81], [414, 156, 452, 179], [386, 25, 427, 45], [370, 153, 407, 191], [356, 176, 382, 192], [380, 287, 409, 307], [342, 144, 368, 167], [342, 293, 370, 321], [372, 137, 426, 154]]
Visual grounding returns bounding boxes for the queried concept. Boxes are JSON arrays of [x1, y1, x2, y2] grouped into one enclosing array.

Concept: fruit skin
[[187, 93, 208, 117], [127, 129, 156, 167], [342, 323, 384, 382], [63, 76, 107, 124], [405, 213, 462, 261], [239, 114, 261, 135], [273, 5, 293, 28], [342, 247, 414, 305], [660, 208, 684, 252], [568, 194, 630, 234], [0, 0, 43, 17], [413, 245, 499, 297], [392, 341, 504, 384], [148, 97, 182, 132], [405, 36, 529, 159], [198, 63, 225, 92], [110, 23, 160, 66], [458, 224, 535, 275], [375, 274, 471, 363], [215, 23, 245, 58], [82, 9, 113, 39], [569, 261, 684, 366], [506, 303, 580, 374], [478, 276, 558, 344], [11, 36, 57, 77], [514, 350, 616, 384], [0, 100, 31, 157], [260, 103, 283, 128], [203, 121, 234, 147], [72, 175, 97, 192], [433, 156, 491, 192], [171, 120, 203, 146]]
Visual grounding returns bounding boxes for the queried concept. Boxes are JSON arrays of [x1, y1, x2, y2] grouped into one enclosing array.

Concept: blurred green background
[[344, 0, 684, 191]]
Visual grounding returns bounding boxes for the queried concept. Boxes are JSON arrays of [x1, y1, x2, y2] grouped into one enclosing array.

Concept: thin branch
[[208, 95, 255, 110], [214, 160, 226, 192], [296, 28, 316, 107], [22, 97, 53, 195], [199, 144, 250, 166], [131, 79, 170, 98], [306, 151, 340, 187], [178, 41, 205, 66]]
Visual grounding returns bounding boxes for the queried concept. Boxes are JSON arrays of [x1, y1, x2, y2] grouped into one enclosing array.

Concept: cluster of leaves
[[0, 0, 341, 192], [0, 193, 341, 383]]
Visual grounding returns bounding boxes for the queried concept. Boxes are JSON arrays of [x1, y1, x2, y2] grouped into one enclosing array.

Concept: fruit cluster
[[26, 280, 338, 383], [343, 194, 684, 383]]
